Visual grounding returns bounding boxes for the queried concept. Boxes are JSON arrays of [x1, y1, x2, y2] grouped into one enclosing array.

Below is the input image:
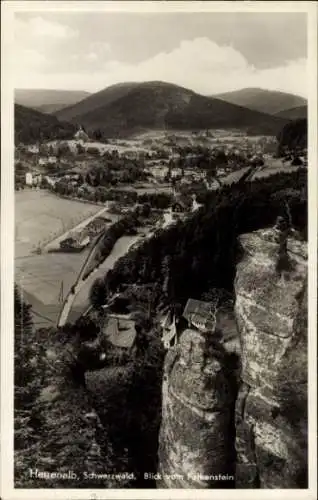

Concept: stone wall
[[234, 228, 307, 488]]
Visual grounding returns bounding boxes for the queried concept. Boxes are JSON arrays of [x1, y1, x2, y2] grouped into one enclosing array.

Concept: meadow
[[15, 190, 105, 324], [15, 189, 101, 258]]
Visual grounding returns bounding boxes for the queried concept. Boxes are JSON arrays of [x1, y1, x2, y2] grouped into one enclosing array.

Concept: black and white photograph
[[1, 1, 317, 498]]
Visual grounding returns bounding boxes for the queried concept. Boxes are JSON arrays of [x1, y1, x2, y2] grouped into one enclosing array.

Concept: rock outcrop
[[158, 309, 240, 488], [158, 226, 307, 489], [234, 227, 307, 488]]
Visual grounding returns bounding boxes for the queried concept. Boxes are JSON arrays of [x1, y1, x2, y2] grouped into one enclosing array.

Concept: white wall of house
[[25, 172, 33, 186], [171, 168, 182, 178]]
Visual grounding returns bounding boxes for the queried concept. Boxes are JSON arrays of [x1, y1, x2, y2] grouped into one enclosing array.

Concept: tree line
[[89, 169, 307, 317]]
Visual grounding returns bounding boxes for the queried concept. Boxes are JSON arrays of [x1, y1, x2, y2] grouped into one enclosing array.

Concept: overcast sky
[[14, 11, 307, 96]]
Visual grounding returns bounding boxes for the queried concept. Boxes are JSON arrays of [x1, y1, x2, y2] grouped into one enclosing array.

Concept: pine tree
[[14, 285, 33, 345], [89, 278, 107, 309], [14, 285, 36, 408]]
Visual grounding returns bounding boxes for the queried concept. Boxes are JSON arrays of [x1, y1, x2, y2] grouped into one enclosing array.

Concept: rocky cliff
[[158, 307, 240, 488], [158, 226, 307, 489], [235, 227, 307, 488]]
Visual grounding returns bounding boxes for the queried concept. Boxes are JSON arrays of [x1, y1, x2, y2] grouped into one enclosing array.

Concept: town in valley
[[11, 8, 310, 493]]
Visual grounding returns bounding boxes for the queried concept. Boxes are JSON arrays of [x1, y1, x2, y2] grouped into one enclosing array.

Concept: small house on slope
[[171, 199, 188, 213], [182, 299, 217, 334], [102, 315, 136, 350], [171, 193, 192, 213]]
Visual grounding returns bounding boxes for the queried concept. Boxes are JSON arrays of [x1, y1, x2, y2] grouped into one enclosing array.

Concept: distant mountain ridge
[[15, 89, 91, 114], [214, 88, 307, 115], [55, 82, 140, 122], [15, 104, 76, 144], [274, 106, 307, 120], [55, 81, 288, 137]]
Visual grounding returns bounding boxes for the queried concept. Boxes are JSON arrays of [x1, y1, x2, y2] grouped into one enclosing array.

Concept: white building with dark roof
[[183, 299, 217, 333], [74, 127, 89, 144]]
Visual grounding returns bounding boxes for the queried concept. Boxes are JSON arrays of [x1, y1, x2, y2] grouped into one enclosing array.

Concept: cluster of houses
[[169, 192, 202, 214], [145, 160, 210, 185], [17, 129, 284, 199], [93, 298, 219, 353], [25, 171, 43, 187]]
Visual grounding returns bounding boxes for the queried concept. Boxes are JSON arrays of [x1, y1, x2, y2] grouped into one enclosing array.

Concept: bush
[[277, 119, 307, 156], [89, 278, 107, 309]]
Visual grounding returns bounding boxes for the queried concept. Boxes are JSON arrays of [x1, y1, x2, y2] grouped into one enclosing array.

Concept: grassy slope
[[55, 82, 140, 122], [15, 104, 77, 144]]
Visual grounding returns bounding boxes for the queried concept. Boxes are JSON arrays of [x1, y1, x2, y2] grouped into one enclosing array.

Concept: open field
[[16, 251, 89, 326], [15, 190, 102, 258], [16, 248, 89, 305], [15, 190, 115, 323]]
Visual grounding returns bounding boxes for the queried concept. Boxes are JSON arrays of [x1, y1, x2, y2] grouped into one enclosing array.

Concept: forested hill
[[102, 169, 307, 312], [15, 104, 77, 144], [56, 81, 288, 137], [277, 118, 307, 154]]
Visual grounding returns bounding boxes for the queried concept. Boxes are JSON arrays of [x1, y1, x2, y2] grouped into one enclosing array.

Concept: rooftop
[[102, 315, 136, 349], [183, 298, 216, 332]]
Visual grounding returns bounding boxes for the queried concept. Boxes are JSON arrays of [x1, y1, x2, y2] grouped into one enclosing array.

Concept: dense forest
[[277, 118, 307, 155], [97, 169, 307, 315], [56, 81, 288, 138], [15, 104, 76, 144]]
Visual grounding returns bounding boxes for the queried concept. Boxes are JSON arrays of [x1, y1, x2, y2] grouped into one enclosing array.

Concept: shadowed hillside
[[15, 104, 77, 144], [275, 105, 307, 120], [55, 82, 140, 122], [56, 81, 288, 138], [215, 88, 306, 115]]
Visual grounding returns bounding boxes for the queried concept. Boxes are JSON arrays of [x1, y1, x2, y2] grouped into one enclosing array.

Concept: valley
[[13, 79, 308, 491], [14, 110, 306, 330]]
